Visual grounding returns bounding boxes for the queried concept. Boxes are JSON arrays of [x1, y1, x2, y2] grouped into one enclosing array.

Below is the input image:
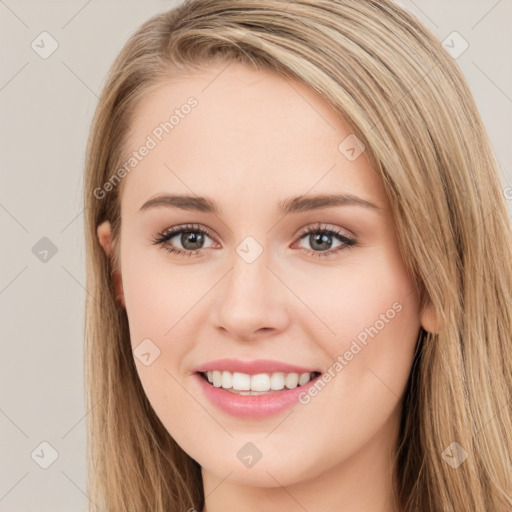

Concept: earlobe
[[113, 272, 125, 308], [96, 220, 125, 308], [420, 302, 440, 334]]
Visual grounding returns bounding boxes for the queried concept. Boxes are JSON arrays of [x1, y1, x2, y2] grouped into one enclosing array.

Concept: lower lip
[[194, 373, 321, 419]]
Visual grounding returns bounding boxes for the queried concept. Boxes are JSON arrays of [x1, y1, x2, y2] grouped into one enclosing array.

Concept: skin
[[97, 61, 437, 512]]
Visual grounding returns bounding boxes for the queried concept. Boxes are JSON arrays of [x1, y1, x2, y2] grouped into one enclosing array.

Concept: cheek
[[282, 252, 420, 470], [292, 247, 421, 394], [120, 244, 205, 346], [120, 252, 203, 434]]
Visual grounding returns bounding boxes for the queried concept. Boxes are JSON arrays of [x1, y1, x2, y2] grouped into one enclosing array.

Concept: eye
[[151, 222, 357, 259], [151, 223, 216, 258], [293, 223, 357, 259]]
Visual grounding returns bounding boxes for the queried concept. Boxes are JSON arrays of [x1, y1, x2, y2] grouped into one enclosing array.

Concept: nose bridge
[[213, 236, 289, 337], [226, 236, 273, 304]]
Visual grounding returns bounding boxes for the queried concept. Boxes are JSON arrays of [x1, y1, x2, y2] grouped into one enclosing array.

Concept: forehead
[[119, 61, 386, 214]]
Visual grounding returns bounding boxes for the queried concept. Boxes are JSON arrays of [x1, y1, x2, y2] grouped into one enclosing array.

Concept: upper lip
[[194, 358, 320, 375]]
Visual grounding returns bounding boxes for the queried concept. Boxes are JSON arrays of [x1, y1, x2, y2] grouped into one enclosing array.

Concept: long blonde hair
[[83, 1, 512, 510]]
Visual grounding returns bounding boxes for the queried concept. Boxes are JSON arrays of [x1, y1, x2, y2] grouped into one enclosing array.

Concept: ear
[[420, 302, 440, 334], [97, 220, 125, 308]]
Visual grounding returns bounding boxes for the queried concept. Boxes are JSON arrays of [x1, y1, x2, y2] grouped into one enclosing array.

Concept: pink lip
[[193, 358, 319, 375], [193, 373, 322, 419]]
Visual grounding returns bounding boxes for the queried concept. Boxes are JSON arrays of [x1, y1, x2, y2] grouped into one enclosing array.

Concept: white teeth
[[270, 372, 285, 390], [221, 371, 232, 389], [232, 372, 251, 390], [251, 373, 270, 392], [204, 370, 316, 392], [212, 370, 222, 387], [299, 372, 311, 386], [285, 373, 299, 389]]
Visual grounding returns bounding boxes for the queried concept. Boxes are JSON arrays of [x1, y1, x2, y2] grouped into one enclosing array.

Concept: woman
[[83, 1, 512, 510]]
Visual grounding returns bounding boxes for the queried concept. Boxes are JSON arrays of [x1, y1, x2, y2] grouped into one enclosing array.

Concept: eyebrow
[[139, 193, 381, 215]]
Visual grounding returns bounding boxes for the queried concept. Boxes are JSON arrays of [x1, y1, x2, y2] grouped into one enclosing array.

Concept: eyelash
[[150, 222, 357, 259]]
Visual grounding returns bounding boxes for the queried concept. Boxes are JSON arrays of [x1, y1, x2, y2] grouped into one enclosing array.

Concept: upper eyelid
[[158, 223, 355, 246], [296, 223, 354, 239], [161, 222, 352, 237]]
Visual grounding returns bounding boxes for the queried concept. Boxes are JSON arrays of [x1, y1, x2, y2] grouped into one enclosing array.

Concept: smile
[[194, 370, 323, 419], [200, 370, 321, 394]]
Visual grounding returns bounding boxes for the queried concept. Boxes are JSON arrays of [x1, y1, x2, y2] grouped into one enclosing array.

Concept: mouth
[[197, 370, 322, 395]]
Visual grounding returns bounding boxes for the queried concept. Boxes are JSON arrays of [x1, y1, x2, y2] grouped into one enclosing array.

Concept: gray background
[[1, 1, 511, 510]]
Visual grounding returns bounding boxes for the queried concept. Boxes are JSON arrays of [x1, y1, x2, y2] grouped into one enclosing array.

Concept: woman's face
[[98, 61, 434, 489]]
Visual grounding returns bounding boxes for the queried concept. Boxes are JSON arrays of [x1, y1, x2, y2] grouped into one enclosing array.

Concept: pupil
[[182, 231, 204, 250], [311, 233, 331, 251]]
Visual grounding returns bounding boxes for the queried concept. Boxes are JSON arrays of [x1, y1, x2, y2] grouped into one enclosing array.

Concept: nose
[[211, 248, 290, 341]]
